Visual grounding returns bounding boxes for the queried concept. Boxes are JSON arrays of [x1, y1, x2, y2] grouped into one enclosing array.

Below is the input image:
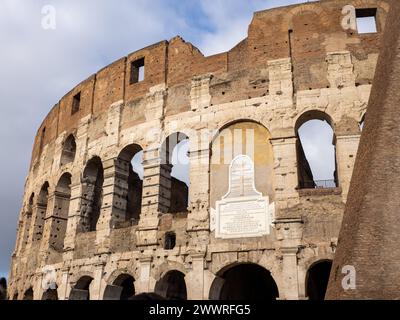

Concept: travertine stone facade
[[9, 0, 390, 300]]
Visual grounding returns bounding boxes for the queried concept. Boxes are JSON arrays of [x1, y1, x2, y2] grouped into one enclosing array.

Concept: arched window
[[159, 133, 190, 214], [81, 157, 104, 232], [60, 135, 76, 166], [33, 182, 49, 241], [50, 173, 71, 251], [155, 271, 187, 300], [306, 260, 333, 300], [296, 111, 338, 189], [115, 144, 143, 228]]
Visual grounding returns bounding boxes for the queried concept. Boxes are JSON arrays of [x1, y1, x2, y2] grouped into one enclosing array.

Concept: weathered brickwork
[[9, 0, 390, 300]]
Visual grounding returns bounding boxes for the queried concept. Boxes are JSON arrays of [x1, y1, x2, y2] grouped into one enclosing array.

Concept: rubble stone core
[[9, 0, 390, 300]]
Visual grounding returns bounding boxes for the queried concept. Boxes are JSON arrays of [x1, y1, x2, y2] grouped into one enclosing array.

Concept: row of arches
[[19, 260, 332, 300], [21, 133, 190, 251], [21, 111, 362, 252]]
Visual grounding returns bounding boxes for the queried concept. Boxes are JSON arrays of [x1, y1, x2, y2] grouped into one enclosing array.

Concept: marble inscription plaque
[[215, 155, 275, 239]]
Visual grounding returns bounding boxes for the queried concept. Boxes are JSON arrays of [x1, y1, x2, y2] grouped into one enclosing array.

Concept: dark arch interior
[[154, 271, 187, 300], [70, 276, 93, 300], [33, 182, 49, 241], [218, 264, 279, 301], [306, 260, 332, 301], [75, 276, 93, 291], [82, 157, 104, 232], [23, 288, 34, 300], [117, 144, 143, 227], [114, 274, 135, 300], [61, 135, 76, 166], [42, 289, 58, 300], [51, 173, 72, 251]]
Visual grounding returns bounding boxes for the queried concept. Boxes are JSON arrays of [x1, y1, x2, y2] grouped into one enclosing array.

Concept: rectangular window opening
[[356, 8, 378, 34], [71, 92, 81, 115], [130, 58, 145, 84]]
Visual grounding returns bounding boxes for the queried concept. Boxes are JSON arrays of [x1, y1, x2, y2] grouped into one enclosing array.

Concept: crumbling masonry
[[8, 0, 391, 300]]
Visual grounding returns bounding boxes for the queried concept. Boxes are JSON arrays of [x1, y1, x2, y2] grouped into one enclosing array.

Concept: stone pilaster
[[326, 51, 356, 89], [186, 253, 205, 300], [190, 74, 212, 111], [275, 218, 303, 300], [136, 256, 152, 293], [270, 137, 299, 215], [95, 158, 116, 254], [335, 134, 361, 201], [59, 267, 70, 300], [187, 148, 210, 234], [62, 181, 83, 260], [136, 148, 162, 248], [90, 262, 106, 300], [268, 58, 293, 98]]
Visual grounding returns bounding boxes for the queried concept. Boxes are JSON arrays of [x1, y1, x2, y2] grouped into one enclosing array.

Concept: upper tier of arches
[[29, 0, 389, 166]]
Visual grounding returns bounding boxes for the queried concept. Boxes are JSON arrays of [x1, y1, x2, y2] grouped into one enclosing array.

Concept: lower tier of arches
[[10, 253, 333, 301]]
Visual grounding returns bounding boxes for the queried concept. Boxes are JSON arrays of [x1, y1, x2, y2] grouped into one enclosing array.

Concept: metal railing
[[299, 179, 337, 189]]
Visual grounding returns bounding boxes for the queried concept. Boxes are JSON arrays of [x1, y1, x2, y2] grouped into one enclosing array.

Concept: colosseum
[[8, 0, 390, 300]]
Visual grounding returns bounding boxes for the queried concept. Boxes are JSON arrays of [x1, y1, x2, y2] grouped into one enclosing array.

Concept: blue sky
[[0, 0, 325, 279]]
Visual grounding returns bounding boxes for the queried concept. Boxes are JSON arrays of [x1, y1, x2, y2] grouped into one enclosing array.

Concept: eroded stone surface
[[8, 0, 391, 300]]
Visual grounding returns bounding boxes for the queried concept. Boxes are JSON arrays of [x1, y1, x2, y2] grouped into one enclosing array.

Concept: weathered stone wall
[[9, 0, 390, 300]]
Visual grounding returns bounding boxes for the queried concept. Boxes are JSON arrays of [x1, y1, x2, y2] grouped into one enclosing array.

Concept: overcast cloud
[[0, 0, 317, 278]]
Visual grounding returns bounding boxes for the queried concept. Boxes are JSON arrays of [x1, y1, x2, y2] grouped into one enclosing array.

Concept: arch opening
[[33, 182, 49, 241], [209, 263, 279, 301], [154, 270, 187, 300], [60, 135, 76, 166], [50, 173, 71, 251], [23, 288, 34, 300], [115, 144, 143, 228], [81, 157, 104, 232], [42, 288, 58, 300], [296, 111, 338, 189], [103, 274, 135, 300], [159, 133, 189, 214], [69, 276, 93, 300], [21, 193, 35, 249], [210, 121, 275, 209], [306, 260, 332, 301]]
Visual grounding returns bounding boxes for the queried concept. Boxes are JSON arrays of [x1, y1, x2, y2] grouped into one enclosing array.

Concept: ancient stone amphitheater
[[8, 0, 390, 300]]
